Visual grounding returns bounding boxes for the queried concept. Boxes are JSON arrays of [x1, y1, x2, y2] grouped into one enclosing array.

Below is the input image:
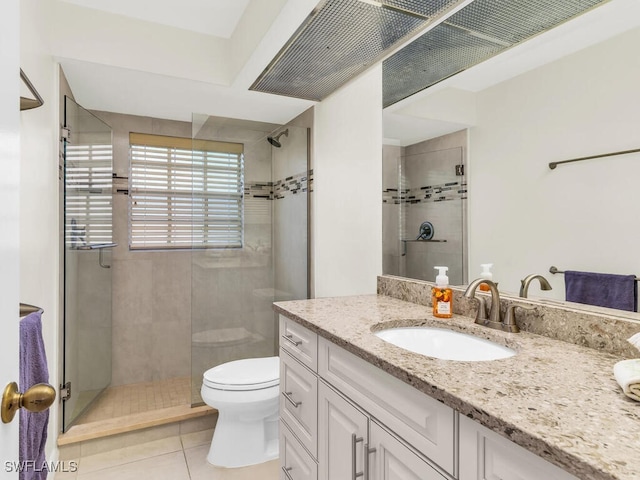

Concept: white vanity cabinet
[[278, 314, 579, 480], [458, 415, 579, 480]]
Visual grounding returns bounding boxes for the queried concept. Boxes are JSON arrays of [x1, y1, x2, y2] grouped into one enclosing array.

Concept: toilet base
[[206, 410, 279, 468]]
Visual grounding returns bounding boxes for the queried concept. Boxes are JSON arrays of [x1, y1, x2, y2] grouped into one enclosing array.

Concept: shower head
[[267, 129, 288, 148]]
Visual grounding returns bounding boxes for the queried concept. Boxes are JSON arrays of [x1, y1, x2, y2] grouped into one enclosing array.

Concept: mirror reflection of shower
[[267, 129, 288, 148]]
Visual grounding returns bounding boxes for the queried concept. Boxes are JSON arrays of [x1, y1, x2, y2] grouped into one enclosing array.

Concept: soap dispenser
[[432, 266, 453, 318], [479, 263, 493, 292]]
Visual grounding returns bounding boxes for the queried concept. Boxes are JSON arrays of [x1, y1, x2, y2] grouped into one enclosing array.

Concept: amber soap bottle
[[432, 266, 453, 318]]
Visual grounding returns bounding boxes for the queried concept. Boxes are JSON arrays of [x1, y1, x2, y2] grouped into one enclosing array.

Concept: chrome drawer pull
[[352, 434, 364, 479], [282, 466, 294, 480], [282, 334, 302, 347], [364, 443, 376, 480], [282, 391, 301, 408]]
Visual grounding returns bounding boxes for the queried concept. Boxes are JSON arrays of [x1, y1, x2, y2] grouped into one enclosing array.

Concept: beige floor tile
[[77, 451, 189, 480], [181, 429, 213, 450], [184, 445, 278, 480], [79, 436, 183, 474]]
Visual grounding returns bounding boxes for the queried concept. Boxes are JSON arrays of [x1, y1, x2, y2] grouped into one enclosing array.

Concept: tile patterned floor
[[76, 377, 191, 424], [55, 430, 279, 480]]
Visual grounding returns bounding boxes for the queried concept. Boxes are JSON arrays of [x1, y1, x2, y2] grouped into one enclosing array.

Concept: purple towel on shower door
[[565, 270, 638, 312], [19, 310, 49, 480]]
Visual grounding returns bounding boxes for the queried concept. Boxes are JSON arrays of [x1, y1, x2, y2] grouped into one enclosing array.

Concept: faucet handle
[[503, 304, 535, 332], [473, 296, 489, 326]]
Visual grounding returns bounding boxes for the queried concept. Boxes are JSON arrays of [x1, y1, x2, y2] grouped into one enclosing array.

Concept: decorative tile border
[[245, 170, 313, 200], [383, 180, 467, 204]]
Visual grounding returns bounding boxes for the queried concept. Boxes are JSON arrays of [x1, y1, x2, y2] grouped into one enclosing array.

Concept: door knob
[[1, 382, 56, 424]]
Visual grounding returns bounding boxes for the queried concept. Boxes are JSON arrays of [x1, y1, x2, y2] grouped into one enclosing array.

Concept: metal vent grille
[[446, 0, 605, 45], [383, 0, 607, 107], [383, 22, 506, 106], [382, 0, 454, 18], [250, 0, 462, 101]]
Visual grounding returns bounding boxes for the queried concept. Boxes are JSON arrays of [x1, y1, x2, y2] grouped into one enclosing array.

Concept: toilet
[[201, 356, 280, 468]]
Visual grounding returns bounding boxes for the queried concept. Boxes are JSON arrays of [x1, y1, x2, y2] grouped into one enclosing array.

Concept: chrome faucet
[[519, 274, 552, 298], [464, 278, 523, 333]]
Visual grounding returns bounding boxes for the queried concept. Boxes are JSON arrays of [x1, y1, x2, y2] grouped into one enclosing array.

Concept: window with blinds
[[129, 133, 244, 250], [65, 143, 113, 248]]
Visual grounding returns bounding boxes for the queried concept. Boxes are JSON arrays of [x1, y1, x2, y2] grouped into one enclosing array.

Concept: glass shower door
[[62, 97, 114, 431]]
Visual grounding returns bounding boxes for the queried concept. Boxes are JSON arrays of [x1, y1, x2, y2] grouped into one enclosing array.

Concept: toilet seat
[[203, 356, 279, 391]]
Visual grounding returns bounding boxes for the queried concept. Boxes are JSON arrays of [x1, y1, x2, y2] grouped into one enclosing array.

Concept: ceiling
[[51, 0, 640, 141], [57, 0, 251, 38]]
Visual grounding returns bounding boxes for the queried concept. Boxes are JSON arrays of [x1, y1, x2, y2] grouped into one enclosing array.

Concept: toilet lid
[[203, 356, 279, 391]]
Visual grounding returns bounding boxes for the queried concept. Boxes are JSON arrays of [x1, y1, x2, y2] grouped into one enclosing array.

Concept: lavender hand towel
[[565, 270, 638, 312], [19, 310, 49, 480]]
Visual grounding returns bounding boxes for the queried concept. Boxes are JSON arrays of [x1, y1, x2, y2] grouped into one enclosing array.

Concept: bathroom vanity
[[274, 279, 640, 480]]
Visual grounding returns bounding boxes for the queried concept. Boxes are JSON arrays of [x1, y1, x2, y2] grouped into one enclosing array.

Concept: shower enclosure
[[383, 134, 467, 285], [62, 97, 114, 431], [190, 115, 309, 404]]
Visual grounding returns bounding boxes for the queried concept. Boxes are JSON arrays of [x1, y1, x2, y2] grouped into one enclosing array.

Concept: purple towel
[[19, 311, 49, 480], [565, 270, 638, 312]]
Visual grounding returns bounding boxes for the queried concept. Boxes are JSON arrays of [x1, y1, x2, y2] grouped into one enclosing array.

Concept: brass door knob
[[1, 382, 56, 424]]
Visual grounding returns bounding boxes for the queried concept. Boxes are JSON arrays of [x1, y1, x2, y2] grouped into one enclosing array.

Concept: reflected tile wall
[[382, 130, 468, 284]]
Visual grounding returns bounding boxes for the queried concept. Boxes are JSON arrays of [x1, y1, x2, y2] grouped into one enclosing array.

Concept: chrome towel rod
[[548, 148, 640, 170], [549, 266, 639, 282], [20, 303, 43, 317]]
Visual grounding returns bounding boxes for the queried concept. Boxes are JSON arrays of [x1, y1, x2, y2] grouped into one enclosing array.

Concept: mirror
[[382, 0, 640, 319]]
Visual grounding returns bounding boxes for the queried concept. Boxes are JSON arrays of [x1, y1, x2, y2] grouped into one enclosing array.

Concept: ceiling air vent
[[382, 0, 608, 107], [250, 0, 467, 101]]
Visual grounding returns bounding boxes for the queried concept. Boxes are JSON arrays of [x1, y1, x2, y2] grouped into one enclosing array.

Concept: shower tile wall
[[273, 126, 308, 303], [383, 130, 468, 285], [90, 111, 193, 387]]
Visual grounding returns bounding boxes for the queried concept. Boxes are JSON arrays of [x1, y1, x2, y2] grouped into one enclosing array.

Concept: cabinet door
[[459, 416, 579, 480], [370, 421, 446, 480], [318, 381, 368, 480]]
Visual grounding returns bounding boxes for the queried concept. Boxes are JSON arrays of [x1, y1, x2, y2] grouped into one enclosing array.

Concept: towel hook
[[1, 382, 56, 423]]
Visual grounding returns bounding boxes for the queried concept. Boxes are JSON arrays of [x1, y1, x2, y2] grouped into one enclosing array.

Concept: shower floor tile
[[76, 376, 191, 424]]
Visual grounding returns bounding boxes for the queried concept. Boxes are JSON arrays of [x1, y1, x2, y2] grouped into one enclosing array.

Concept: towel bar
[[20, 303, 43, 317], [549, 266, 640, 281]]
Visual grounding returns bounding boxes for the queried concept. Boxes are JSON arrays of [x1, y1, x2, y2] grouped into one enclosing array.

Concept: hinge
[[60, 382, 71, 401], [455, 164, 464, 176], [61, 126, 71, 141]]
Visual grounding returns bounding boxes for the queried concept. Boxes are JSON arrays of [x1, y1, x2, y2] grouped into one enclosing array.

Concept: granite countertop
[[274, 294, 640, 480]]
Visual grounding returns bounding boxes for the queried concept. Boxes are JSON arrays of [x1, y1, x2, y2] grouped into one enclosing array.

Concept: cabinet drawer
[[280, 315, 318, 372], [280, 349, 318, 457], [280, 420, 318, 480], [318, 337, 455, 475], [459, 416, 578, 480]]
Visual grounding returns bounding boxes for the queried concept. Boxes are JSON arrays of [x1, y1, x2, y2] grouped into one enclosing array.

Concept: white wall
[[468, 27, 640, 299], [0, 0, 21, 472], [313, 66, 383, 297], [20, 0, 61, 462]]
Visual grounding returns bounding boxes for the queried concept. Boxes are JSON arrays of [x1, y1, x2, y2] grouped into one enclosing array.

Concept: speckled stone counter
[[274, 294, 640, 480]]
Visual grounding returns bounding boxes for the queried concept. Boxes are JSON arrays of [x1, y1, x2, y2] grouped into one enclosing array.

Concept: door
[[318, 381, 368, 480], [62, 97, 114, 430], [369, 421, 446, 480], [0, 0, 21, 473]]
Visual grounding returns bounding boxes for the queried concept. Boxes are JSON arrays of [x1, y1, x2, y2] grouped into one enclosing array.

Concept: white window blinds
[[65, 143, 113, 247], [129, 133, 244, 250]]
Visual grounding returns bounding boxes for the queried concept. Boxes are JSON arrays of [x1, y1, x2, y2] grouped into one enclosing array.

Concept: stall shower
[[61, 103, 309, 432]]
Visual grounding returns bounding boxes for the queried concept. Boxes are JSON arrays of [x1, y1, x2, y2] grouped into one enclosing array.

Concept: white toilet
[[201, 356, 280, 468]]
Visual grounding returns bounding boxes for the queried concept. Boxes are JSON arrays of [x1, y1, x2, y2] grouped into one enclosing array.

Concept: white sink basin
[[374, 327, 516, 361]]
